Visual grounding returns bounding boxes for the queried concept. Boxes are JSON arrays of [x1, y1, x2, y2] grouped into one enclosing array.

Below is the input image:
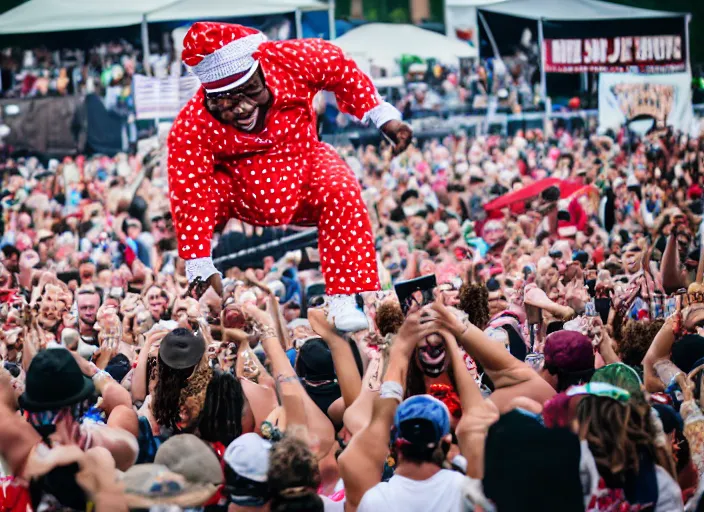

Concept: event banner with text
[[544, 35, 685, 73]]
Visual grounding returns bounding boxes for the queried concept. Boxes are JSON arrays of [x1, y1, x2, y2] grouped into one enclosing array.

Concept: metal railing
[[322, 107, 601, 145]]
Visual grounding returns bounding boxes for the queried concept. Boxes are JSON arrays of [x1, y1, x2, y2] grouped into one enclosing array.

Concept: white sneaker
[[327, 294, 369, 332]]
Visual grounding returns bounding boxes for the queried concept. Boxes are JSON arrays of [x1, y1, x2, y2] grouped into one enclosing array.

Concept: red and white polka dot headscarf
[[182, 21, 267, 94]]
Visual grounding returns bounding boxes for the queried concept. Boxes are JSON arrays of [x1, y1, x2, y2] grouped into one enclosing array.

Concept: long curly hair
[[458, 282, 489, 329], [151, 354, 196, 430], [268, 435, 323, 512], [195, 368, 245, 447], [617, 319, 665, 368], [576, 396, 676, 488]]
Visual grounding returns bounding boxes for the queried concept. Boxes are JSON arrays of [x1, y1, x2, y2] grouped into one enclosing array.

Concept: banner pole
[[538, 17, 548, 134], [538, 17, 546, 104], [329, 0, 337, 39], [685, 13, 692, 73], [295, 9, 303, 39], [141, 15, 152, 77]]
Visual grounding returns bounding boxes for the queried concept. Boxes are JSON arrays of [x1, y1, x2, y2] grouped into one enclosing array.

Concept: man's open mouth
[[236, 107, 259, 130]]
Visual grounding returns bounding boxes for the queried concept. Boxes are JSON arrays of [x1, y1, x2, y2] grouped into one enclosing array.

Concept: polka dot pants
[[214, 143, 380, 295]]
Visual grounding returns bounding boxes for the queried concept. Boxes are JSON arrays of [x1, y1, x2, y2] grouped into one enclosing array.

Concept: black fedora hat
[[20, 349, 95, 412], [159, 328, 206, 370]]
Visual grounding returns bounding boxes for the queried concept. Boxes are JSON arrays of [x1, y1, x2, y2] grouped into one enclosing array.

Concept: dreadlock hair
[[375, 301, 405, 336], [576, 395, 677, 489], [617, 319, 665, 368], [151, 353, 196, 430], [458, 282, 490, 329], [268, 434, 324, 512], [193, 368, 245, 447]]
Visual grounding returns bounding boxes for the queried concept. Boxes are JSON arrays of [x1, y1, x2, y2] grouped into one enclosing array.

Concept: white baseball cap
[[224, 433, 272, 483]]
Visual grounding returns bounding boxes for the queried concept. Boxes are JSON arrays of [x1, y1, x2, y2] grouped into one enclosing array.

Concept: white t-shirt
[[322, 496, 345, 512], [358, 469, 466, 512]]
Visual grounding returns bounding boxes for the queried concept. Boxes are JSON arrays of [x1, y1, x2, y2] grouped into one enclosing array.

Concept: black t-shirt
[[32, 463, 87, 511]]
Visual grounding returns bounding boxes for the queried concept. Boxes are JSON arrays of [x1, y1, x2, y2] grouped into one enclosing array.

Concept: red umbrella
[[484, 178, 592, 212], [484, 178, 561, 212]]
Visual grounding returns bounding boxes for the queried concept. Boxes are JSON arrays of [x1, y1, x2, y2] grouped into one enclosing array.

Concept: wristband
[[259, 326, 277, 339], [380, 381, 404, 403], [364, 101, 402, 129], [92, 370, 111, 387]]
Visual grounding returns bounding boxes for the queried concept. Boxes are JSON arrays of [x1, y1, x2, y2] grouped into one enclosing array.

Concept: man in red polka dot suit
[[168, 22, 412, 331]]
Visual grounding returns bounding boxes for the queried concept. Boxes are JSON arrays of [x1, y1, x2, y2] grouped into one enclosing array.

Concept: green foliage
[[389, 7, 409, 24], [365, 7, 378, 21]]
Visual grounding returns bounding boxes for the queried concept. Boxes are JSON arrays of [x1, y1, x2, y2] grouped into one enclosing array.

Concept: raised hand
[[243, 302, 276, 336], [421, 299, 466, 339], [380, 119, 413, 155], [394, 309, 432, 358], [676, 372, 695, 403], [308, 307, 335, 340]]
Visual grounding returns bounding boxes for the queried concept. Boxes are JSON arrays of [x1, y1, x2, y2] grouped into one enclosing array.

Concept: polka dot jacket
[[168, 38, 397, 295]]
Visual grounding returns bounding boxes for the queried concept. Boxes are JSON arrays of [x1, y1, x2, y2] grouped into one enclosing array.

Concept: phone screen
[[394, 275, 437, 316]]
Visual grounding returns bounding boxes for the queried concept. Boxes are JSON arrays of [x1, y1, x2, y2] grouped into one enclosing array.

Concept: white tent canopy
[[0, 0, 328, 34], [148, 0, 328, 23], [0, 0, 166, 34], [333, 23, 477, 74], [479, 0, 681, 20]]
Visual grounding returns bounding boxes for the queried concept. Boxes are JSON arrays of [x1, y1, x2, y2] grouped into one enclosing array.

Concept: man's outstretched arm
[[272, 39, 412, 151]]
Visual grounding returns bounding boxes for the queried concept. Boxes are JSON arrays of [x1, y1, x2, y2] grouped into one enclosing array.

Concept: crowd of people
[[3, 22, 704, 512], [0, 41, 180, 99], [0, 111, 700, 512]]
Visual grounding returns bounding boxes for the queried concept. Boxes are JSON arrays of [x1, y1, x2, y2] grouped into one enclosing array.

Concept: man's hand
[[424, 299, 465, 340], [308, 307, 335, 340], [187, 274, 223, 299], [380, 120, 413, 155]]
